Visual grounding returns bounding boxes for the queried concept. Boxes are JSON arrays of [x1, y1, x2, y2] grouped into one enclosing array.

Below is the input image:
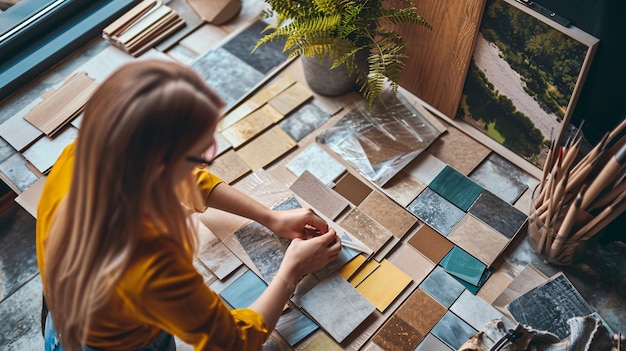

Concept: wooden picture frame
[[455, 0, 599, 172]]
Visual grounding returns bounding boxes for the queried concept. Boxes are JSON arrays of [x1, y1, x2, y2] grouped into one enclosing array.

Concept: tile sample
[[332, 172, 373, 206], [372, 315, 424, 351], [415, 333, 454, 351], [337, 254, 366, 281], [492, 264, 547, 311], [356, 260, 412, 312], [275, 308, 319, 346], [338, 208, 394, 256], [213, 129, 232, 157], [450, 290, 504, 331], [220, 269, 267, 308], [314, 234, 361, 280], [427, 123, 491, 175], [220, 104, 282, 148], [289, 170, 349, 220], [430, 311, 477, 350], [380, 170, 426, 207], [404, 152, 447, 185], [299, 331, 343, 351], [419, 266, 465, 307], [221, 20, 289, 74], [387, 244, 435, 285], [358, 191, 418, 239], [14, 177, 46, 218], [268, 83, 314, 116], [348, 259, 380, 287], [286, 143, 346, 185], [469, 191, 528, 239], [295, 273, 376, 343], [447, 215, 510, 267], [197, 224, 243, 280], [396, 289, 448, 335], [440, 246, 487, 286], [235, 125, 297, 170], [278, 102, 332, 142], [205, 149, 250, 184], [407, 224, 454, 264], [407, 188, 465, 236], [21, 126, 78, 174], [0, 153, 41, 192], [0, 99, 43, 151], [428, 166, 483, 211], [234, 221, 287, 282], [0, 274, 43, 351], [469, 152, 531, 204], [190, 47, 264, 108]]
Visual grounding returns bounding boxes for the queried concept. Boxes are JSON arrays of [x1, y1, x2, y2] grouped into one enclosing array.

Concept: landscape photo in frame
[[456, 0, 599, 169]]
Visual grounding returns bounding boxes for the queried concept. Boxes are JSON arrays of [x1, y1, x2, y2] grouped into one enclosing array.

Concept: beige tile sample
[[358, 191, 418, 239], [299, 331, 343, 351], [196, 223, 242, 280], [14, 177, 47, 218], [205, 149, 250, 184], [387, 244, 435, 286], [356, 260, 413, 312], [21, 126, 78, 174], [235, 125, 296, 170], [289, 170, 349, 220], [220, 104, 282, 148], [447, 215, 509, 266], [407, 224, 454, 264], [268, 82, 314, 115], [427, 123, 491, 175], [380, 170, 427, 207], [333, 171, 373, 206], [339, 208, 394, 256], [404, 152, 447, 185], [0, 99, 43, 151]]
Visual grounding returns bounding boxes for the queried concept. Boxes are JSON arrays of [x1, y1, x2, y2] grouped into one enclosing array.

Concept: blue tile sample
[[469, 152, 531, 204], [431, 311, 477, 350], [275, 308, 319, 346], [428, 166, 483, 211], [221, 20, 289, 74], [279, 102, 332, 142], [220, 270, 267, 309], [406, 188, 465, 236], [469, 191, 528, 239], [419, 266, 465, 308], [440, 246, 487, 286]]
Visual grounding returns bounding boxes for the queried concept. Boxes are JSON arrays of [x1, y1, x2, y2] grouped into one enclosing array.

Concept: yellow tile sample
[[220, 104, 282, 148], [235, 125, 296, 170], [348, 259, 379, 287], [337, 254, 366, 281], [356, 260, 412, 312]]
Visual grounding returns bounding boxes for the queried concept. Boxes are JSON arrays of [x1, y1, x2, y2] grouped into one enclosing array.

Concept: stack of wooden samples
[[102, 0, 184, 56]]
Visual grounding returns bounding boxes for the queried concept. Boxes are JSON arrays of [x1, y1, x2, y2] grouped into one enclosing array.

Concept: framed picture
[[456, 0, 599, 170]]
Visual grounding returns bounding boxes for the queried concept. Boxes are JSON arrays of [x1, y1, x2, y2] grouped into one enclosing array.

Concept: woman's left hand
[[265, 208, 329, 240]]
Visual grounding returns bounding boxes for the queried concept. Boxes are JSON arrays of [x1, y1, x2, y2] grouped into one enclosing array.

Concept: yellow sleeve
[[193, 168, 223, 210], [126, 239, 269, 351]]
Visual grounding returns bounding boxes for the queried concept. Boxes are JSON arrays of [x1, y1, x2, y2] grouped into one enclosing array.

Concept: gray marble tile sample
[[0, 275, 43, 351], [234, 221, 288, 282], [190, 47, 264, 108], [295, 273, 375, 343], [290, 170, 350, 220], [406, 188, 465, 236], [450, 290, 504, 331], [428, 166, 483, 211], [0, 153, 39, 192], [221, 20, 289, 74], [278, 102, 332, 142], [430, 311, 477, 350], [275, 307, 319, 346], [419, 266, 465, 308], [469, 152, 532, 204], [415, 333, 454, 351], [286, 143, 346, 185], [21, 125, 78, 174], [220, 269, 267, 309], [469, 191, 528, 239]]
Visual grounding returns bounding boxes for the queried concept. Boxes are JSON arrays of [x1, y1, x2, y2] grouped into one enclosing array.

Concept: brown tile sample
[[372, 315, 424, 351], [268, 82, 314, 115], [427, 123, 491, 175], [447, 215, 509, 267], [205, 149, 250, 184], [220, 104, 282, 148], [289, 170, 349, 220], [235, 125, 296, 170], [338, 208, 394, 256], [358, 191, 418, 239], [396, 289, 448, 335], [387, 244, 435, 285], [381, 170, 427, 207], [407, 224, 454, 264], [332, 172, 373, 206]]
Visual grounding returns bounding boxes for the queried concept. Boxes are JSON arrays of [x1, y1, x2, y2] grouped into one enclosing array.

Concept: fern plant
[[255, 0, 430, 106]]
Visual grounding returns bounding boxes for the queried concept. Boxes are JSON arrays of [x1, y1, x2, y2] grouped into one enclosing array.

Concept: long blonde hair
[[43, 60, 224, 351]]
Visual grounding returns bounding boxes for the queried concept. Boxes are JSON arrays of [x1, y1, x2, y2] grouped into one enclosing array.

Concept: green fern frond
[[377, 7, 431, 28]]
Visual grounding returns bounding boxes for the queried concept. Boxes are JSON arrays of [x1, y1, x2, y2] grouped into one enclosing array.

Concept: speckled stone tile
[[0, 275, 43, 351], [387, 244, 435, 285], [372, 315, 424, 351], [358, 191, 418, 239], [278, 102, 332, 142], [286, 143, 346, 185], [332, 172, 373, 206], [406, 188, 465, 236], [235, 125, 297, 170], [447, 215, 510, 267], [289, 170, 349, 220], [404, 152, 447, 185], [468, 191, 528, 239], [21, 126, 77, 174], [380, 170, 427, 207], [407, 224, 454, 264], [428, 166, 483, 211], [338, 208, 394, 256], [415, 333, 454, 351], [427, 122, 491, 175], [205, 149, 250, 184], [275, 307, 319, 346], [430, 311, 477, 350], [396, 288, 448, 335], [469, 152, 531, 204], [190, 47, 264, 108], [450, 290, 504, 331], [220, 269, 267, 308], [221, 20, 289, 74], [419, 266, 465, 308]]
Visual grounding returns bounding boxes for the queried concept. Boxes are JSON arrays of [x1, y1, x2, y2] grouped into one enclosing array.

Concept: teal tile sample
[[469, 191, 528, 239], [407, 188, 465, 236], [220, 270, 267, 309], [419, 266, 465, 308], [452, 268, 491, 295], [275, 308, 319, 346], [428, 166, 483, 211], [431, 311, 477, 350], [440, 246, 487, 286]]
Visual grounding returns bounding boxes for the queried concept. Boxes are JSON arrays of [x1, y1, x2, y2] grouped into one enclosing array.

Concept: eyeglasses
[[186, 138, 217, 167]]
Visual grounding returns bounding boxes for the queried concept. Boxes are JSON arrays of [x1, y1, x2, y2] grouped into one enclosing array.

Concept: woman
[[37, 59, 342, 351]]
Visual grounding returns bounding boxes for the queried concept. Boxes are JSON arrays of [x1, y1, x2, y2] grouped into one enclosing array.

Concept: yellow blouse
[[36, 142, 268, 350]]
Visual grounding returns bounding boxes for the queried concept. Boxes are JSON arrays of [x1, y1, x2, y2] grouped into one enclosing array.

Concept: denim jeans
[[44, 313, 176, 351]]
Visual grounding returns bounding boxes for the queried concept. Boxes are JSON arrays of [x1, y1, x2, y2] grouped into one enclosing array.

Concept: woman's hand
[[278, 227, 342, 282], [265, 208, 329, 240]]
